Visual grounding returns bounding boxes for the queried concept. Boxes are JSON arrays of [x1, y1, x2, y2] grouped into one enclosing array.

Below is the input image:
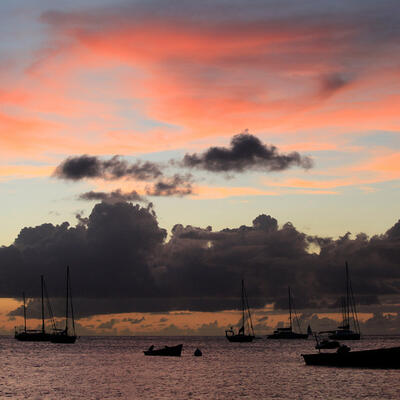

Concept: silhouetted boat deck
[[302, 346, 400, 368], [144, 344, 183, 356]]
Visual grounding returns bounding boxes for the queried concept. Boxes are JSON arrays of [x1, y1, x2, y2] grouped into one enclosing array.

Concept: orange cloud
[[355, 152, 400, 182], [268, 178, 363, 190], [0, 165, 54, 181], [0, 112, 57, 156], [193, 185, 278, 199]]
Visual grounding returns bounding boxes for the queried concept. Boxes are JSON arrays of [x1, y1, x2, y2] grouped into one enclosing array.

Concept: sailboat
[[267, 287, 309, 339], [51, 266, 77, 343], [15, 276, 54, 342], [320, 262, 360, 340], [225, 279, 255, 342]]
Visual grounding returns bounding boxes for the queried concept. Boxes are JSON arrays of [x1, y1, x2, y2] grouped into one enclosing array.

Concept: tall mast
[[345, 262, 350, 327], [65, 266, 69, 335], [41, 275, 45, 334], [243, 281, 255, 337], [340, 297, 346, 327], [23, 292, 27, 333], [70, 268, 76, 336], [288, 287, 292, 330], [347, 262, 361, 335], [241, 279, 245, 333]]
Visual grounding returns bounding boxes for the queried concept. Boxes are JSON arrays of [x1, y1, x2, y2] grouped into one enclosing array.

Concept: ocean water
[[1, 335, 399, 399]]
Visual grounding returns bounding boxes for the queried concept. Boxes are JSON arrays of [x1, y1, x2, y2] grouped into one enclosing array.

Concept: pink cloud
[[0, 3, 399, 169]]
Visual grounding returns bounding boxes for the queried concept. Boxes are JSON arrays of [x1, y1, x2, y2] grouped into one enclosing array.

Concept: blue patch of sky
[[108, 98, 183, 134], [0, 176, 91, 246], [350, 131, 400, 150], [2, 168, 398, 247], [151, 181, 400, 240]]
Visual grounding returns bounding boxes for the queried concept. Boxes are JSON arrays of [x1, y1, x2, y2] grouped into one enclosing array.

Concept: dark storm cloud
[[182, 132, 313, 173], [55, 154, 196, 198], [54, 155, 163, 181], [3, 202, 400, 318], [54, 133, 312, 204], [145, 174, 193, 197], [55, 133, 312, 187], [79, 189, 146, 203], [1, 202, 167, 309]]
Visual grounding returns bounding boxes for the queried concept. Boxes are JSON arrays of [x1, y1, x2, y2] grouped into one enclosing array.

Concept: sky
[[1, 0, 400, 335]]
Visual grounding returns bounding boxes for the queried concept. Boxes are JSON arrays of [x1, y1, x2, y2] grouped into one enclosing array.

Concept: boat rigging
[[225, 279, 255, 342]]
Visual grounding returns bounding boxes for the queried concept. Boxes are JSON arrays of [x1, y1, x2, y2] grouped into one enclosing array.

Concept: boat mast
[[288, 287, 292, 330], [41, 275, 45, 334], [347, 262, 361, 334], [345, 262, 350, 328], [340, 297, 346, 327], [241, 279, 245, 333], [243, 281, 255, 337], [69, 269, 76, 336], [23, 292, 27, 333], [65, 266, 69, 335]]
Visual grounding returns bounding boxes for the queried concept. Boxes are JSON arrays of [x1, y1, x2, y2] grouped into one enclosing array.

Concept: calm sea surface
[[1, 335, 400, 399]]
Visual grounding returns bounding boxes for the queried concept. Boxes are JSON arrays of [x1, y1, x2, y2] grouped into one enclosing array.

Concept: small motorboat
[[313, 332, 340, 350], [144, 344, 183, 357], [302, 346, 400, 368]]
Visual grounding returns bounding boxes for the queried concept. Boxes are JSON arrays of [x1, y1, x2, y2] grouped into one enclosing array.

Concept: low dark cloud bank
[[2, 201, 400, 318], [182, 132, 313, 172]]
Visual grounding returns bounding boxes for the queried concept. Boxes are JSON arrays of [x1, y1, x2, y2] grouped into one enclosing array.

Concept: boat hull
[[50, 334, 77, 344], [15, 332, 53, 342], [302, 346, 400, 368], [144, 344, 183, 356], [267, 333, 308, 339], [226, 334, 254, 342]]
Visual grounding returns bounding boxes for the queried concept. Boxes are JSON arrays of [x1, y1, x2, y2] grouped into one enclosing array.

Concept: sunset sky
[[1, 0, 400, 335]]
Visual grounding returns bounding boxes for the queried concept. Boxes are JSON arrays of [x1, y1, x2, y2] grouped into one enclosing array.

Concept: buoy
[[194, 348, 202, 356]]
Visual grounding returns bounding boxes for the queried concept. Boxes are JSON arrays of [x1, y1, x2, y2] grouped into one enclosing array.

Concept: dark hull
[[51, 334, 77, 344], [267, 333, 308, 339], [226, 334, 254, 342], [144, 344, 183, 356], [15, 332, 52, 342], [329, 332, 360, 340], [302, 346, 400, 369]]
